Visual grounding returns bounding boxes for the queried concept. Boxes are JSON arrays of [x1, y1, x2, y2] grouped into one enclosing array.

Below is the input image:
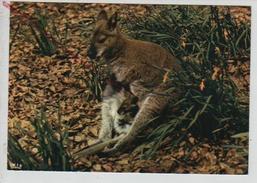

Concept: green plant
[[84, 62, 107, 101], [29, 10, 57, 56], [8, 133, 39, 170], [124, 6, 250, 158], [8, 107, 72, 171]]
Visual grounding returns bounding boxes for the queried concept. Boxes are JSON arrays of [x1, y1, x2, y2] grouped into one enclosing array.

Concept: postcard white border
[[1, 0, 257, 183]]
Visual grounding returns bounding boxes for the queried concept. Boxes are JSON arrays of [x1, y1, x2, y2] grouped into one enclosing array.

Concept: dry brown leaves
[[9, 2, 249, 173]]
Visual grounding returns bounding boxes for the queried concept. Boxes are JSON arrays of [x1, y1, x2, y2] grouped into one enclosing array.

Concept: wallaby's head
[[87, 10, 120, 60]]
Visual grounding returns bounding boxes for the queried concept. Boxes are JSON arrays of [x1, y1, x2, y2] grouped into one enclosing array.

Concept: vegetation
[[8, 108, 72, 170], [29, 10, 57, 56], [123, 5, 249, 158], [8, 3, 249, 173]]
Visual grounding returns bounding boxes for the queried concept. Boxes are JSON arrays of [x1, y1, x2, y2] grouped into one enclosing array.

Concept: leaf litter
[[8, 2, 249, 173]]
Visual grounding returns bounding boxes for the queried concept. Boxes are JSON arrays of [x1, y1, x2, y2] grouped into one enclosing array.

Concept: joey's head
[[87, 10, 121, 61]]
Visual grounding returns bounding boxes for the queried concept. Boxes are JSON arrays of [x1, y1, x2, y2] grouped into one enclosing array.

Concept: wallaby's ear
[[97, 10, 108, 21], [108, 12, 118, 31]]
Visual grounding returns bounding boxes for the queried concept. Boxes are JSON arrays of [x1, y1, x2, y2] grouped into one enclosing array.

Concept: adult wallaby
[[86, 10, 182, 155]]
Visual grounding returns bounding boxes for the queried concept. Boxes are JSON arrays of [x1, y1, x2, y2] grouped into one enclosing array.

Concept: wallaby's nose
[[87, 45, 97, 60]]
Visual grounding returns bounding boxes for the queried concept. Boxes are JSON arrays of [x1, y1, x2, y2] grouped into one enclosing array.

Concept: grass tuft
[[8, 107, 72, 171], [123, 6, 250, 158]]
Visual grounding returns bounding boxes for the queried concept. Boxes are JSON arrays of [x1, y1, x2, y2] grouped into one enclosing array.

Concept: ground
[[8, 2, 249, 173]]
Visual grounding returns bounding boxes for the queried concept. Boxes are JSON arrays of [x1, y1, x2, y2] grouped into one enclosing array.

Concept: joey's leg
[[104, 94, 169, 154], [98, 82, 123, 142], [98, 98, 114, 142], [99, 91, 126, 141]]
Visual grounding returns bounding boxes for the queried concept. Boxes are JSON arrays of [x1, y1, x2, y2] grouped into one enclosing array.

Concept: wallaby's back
[[110, 36, 181, 85]]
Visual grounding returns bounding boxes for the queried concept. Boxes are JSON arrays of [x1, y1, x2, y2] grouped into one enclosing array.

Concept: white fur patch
[[100, 90, 131, 141]]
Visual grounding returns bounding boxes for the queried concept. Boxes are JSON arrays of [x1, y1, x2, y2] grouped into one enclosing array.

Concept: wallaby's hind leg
[[103, 94, 170, 154]]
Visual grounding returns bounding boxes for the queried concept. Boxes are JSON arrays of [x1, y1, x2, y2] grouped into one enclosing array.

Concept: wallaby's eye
[[98, 35, 107, 43]]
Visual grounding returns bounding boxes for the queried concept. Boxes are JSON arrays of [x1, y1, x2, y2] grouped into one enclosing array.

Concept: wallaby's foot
[[101, 134, 132, 156]]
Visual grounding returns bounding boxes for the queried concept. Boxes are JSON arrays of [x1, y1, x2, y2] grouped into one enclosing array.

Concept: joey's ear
[[108, 12, 118, 31], [97, 10, 108, 21]]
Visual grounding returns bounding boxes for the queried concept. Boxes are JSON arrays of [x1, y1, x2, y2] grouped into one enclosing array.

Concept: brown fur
[[87, 10, 182, 155]]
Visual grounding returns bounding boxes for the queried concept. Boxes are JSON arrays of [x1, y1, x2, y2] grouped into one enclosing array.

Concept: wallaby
[[86, 10, 182, 155]]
